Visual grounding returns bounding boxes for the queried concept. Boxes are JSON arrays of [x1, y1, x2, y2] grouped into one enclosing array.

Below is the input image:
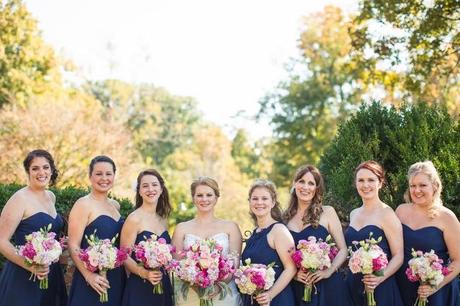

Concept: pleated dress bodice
[[290, 224, 352, 306], [68, 215, 125, 306], [121, 230, 173, 306], [241, 223, 294, 306], [0, 212, 67, 306], [396, 224, 459, 306], [344, 225, 403, 306]]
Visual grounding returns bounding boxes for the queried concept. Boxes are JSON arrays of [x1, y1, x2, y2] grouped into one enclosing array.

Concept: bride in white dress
[[172, 177, 242, 306]]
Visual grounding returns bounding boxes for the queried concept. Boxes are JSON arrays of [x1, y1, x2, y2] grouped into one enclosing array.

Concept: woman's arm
[[227, 221, 243, 267], [363, 208, 403, 290], [419, 210, 460, 298], [308, 206, 347, 284], [68, 199, 109, 295], [256, 224, 296, 305], [0, 192, 49, 278], [120, 213, 162, 285], [171, 222, 185, 259]]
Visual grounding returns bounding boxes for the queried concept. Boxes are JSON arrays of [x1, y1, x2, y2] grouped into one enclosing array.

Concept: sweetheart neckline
[[402, 223, 443, 232], [289, 224, 329, 234], [87, 214, 122, 227], [184, 232, 228, 240], [348, 224, 383, 232], [22, 211, 59, 221], [138, 229, 168, 237]]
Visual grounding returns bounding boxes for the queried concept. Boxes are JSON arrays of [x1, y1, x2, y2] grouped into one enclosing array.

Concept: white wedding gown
[[174, 233, 242, 306]]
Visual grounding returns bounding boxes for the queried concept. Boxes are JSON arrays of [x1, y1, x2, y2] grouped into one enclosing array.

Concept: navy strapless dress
[[396, 224, 459, 306], [241, 222, 295, 306], [68, 215, 126, 306], [121, 230, 173, 306], [344, 225, 403, 306], [0, 212, 67, 306], [290, 225, 352, 306]]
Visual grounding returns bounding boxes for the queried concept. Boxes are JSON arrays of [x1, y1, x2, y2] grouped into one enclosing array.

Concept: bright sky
[[25, 0, 357, 139]]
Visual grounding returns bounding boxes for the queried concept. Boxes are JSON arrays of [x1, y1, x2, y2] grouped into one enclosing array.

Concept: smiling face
[[409, 173, 435, 207], [138, 174, 163, 206], [249, 187, 275, 218], [294, 171, 317, 204], [193, 184, 218, 212], [89, 162, 115, 193], [28, 157, 52, 188], [355, 168, 382, 201]]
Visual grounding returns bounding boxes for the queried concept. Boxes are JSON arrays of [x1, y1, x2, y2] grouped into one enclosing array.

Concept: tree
[[258, 6, 366, 186], [231, 129, 270, 179], [320, 101, 460, 219], [163, 124, 254, 231], [0, 0, 62, 107], [352, 0, 460, 115], [0, 92, 139, 194], [84, 80, 201, 166]]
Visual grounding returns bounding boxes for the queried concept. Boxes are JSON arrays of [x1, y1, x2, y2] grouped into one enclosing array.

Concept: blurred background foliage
[[0, 0, 459, 236]]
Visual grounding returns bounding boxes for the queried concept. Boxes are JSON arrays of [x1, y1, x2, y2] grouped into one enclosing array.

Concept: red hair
[[354, 160, 386, 185]]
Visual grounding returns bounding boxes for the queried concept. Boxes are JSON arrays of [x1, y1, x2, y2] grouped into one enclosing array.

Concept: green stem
[[366, 290, 376, 306], [153, 282, 163, 294], [303, 284, 312, 302]]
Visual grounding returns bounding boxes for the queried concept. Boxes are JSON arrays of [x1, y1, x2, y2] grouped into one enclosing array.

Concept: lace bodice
[[183, 232, 230, 255]]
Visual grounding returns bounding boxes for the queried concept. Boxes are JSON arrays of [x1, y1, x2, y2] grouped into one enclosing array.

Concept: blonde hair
[[404, 161, 443, 217], [248, 179, 283, 225], [191, 177, 220, 197]]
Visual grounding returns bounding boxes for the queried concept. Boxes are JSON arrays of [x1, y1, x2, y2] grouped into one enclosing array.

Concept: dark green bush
[[0, 184, 134, 269], [0, 184, 133, 220], [320, 102, 460, 220]]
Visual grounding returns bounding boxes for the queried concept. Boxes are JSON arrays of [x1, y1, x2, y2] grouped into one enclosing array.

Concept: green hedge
[[320, 101, 460, 220], [0, 183, 134, 269]]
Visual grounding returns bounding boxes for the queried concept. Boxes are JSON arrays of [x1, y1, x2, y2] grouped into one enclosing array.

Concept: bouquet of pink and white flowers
[[133, 233, 175, 294], [79, 231, 129, 303], [348, 233, 388, 306], [234, 258, 276, 303], [405, 249, 450, 306], [291, 235, 335, 302], [17, 223, 62, 289], [169, 238, 236, 306]]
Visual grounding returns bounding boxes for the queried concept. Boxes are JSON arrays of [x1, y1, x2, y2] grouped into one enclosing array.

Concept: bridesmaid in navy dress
[[67, 156, 126, 306], [121, 169, 173, 306], [284, 165, 352, 306], [241, 179, 296, 306], [395, 161, 460, 306], [344, 160, 403, 306], [0, 149, 67, 306]]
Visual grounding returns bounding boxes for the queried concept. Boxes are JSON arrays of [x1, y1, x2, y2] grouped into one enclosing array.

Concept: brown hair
[[191, 177, 220, 197], [283, 165, 324, 227], [404, 161, 443, 217], [354, 160, 386, 186], [23, 149, 59, 186], [135, 169, 171, 218], [89, 155, 116, 176], [248, 179, 283, 225]]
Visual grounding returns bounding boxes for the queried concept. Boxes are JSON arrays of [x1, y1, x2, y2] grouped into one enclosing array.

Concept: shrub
[[320, 101, 460, 220]]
